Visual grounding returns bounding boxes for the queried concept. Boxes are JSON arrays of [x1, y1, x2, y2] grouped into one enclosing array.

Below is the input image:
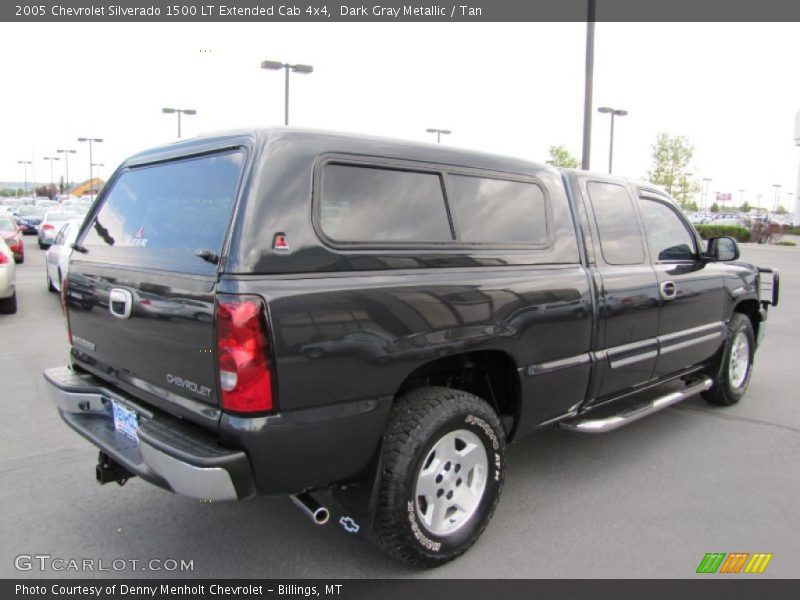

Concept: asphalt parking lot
[[0, 241, 798, 578]]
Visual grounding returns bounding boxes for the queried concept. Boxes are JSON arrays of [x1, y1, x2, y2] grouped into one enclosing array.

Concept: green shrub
[[695, 225, 751, 243], [776, 240, 797, 247]]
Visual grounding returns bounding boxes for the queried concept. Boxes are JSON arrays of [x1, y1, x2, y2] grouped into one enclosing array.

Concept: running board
[[559, 376, 713, 434]]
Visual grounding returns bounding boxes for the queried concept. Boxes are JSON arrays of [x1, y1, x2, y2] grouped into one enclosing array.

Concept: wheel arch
[[394, 349, 522, 440]]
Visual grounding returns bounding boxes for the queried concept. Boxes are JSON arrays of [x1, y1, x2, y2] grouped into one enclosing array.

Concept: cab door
[[637, 191, 726, 378], [580, 178, 661, 403]]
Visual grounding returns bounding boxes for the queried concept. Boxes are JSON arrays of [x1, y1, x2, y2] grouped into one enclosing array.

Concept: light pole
[[581, 0, 596, 170], [260, 60, 313, 126], [425, 128, 452, 144], [17, 160, 32, 196], [702, 178, 712, 211], [57, 148, 76, 194], [597, 106, 628, 173], [92, 163, 105, 189], [162, 107, 197, 138], [43, 156, 60, 192], [738, 189, 745, 211], [78, 137, 103, 201], [772, 184, 781, 213]]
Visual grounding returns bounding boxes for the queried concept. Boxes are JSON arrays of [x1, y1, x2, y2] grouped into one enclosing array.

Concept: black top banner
[[5, 580, 800, 600], [4, 0, 800, 22]]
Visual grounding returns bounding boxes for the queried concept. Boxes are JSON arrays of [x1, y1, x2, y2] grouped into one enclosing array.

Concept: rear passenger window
[[320, 164, 452, 243], [587, 181, 645, 265], [639, 199, 696, 261], [447, 175, 548, 244]]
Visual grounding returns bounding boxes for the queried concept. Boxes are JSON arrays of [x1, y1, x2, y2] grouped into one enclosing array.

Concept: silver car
[[38, 211, 80, 249], [0, 237, 17, 314], [45, 219, 82, 293]]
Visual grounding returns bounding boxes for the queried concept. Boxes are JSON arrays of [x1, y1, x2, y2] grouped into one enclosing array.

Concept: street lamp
[[425, 128, 452, 144], [162, 107, 197, 138], [17, 160, 32, 196], [597, 106, 628, 173], [43, 156, 60, 190], [702, 178, 712, 211], [57, 148, 77, 193], [772, 184, 781, 213], [260, 60, 314, 126], [77, 137, 103, 201], [92, 163, 105, 188]]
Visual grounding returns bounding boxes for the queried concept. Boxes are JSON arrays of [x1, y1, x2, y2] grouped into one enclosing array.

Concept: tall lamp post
[[92, 163, 105, 190], [581, 0, 596, 170], [57, 148, 76, 194], [162, 107, 196, 138], [425, 128, 452, 144], [77, 137, 103, 201], [260, 60, 314, 126], [597, 106, 628, 173], [772, 184, 781, 213], [702, 178, 712, 211], [43, 156, 60, 191], [17, 160, 32, 196]]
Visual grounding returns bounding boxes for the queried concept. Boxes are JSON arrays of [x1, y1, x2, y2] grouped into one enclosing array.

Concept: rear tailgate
[[65, 149, 246, 418]]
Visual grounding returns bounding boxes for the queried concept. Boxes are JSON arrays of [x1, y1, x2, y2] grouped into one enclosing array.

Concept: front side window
[[639, 199, 696, 261], [586, 181, 645, 265], [319, 164, 452, 243], [447, 175, 548, 244]]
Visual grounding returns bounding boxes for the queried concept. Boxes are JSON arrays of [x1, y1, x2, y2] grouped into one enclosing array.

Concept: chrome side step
[[559, 376, 713, 434]]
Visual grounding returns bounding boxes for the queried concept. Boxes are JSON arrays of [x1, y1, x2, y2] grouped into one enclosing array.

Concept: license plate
[[111, 400, 139, 442]]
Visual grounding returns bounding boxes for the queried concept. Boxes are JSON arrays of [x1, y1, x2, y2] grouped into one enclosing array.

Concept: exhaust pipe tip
[[291, 492, 330, 526], [312, 507, 330, 525]]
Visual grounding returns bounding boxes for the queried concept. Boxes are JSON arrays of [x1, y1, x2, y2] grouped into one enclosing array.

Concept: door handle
[[660, 281, 677, 300]]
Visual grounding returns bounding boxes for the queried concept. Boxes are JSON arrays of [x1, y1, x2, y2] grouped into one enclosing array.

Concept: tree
[[776, 206, 788, 215], [740, 201, 752, 213], [646, 133, 700, 208], [709, 202, 720, 213], [547, 145, 580, 168]]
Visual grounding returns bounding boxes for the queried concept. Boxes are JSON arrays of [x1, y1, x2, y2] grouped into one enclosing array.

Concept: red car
[[0, 216, 24, 264]]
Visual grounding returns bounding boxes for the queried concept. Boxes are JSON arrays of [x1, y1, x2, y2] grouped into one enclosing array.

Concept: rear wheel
[[702, 313, 755, 406], [0, 292, 17, 314], [47, 269, 57, 293], [371, 387, 505, 568]]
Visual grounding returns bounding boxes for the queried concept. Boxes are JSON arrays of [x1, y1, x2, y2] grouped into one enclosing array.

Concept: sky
[[1, 21, 799, 212]]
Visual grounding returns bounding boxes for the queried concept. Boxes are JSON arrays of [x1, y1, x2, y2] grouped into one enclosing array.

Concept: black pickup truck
[[45, 129, 779, 567]]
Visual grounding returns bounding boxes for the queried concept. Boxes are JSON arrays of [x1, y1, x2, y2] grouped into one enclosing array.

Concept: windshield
[[18, 207, 46, 217], [46, 212, 80, 223], [0, 217, 16, 230]]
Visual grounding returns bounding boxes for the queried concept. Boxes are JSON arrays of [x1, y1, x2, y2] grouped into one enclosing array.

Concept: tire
[[16, 256, 23, 264], [38, 242, 45, 250], [702, 313, 755, 406], [47, 270, 57, 293], [0, 292, 17, 315], [371, 387, 505, 568]]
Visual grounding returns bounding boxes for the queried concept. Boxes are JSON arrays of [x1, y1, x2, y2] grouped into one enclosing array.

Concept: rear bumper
[[44, 366, 255, 501]]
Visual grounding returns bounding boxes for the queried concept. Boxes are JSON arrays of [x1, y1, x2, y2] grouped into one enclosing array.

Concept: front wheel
[[702, 313, 755, 406], [371, 387, 505, 568]]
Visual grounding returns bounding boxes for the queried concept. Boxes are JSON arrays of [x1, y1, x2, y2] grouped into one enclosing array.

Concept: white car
[[38, 210, 80, 248], [45, 219, 82, 293], [0, 236, 17, 314]]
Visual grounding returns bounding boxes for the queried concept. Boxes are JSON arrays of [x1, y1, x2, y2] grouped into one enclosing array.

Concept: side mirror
[[707, 236, 740, 261]]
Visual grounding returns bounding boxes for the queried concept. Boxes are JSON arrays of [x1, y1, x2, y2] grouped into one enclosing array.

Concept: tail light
[[43, 224, 54, 231], [0, 253, 8, 265], [215, 295, 275, 414]]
